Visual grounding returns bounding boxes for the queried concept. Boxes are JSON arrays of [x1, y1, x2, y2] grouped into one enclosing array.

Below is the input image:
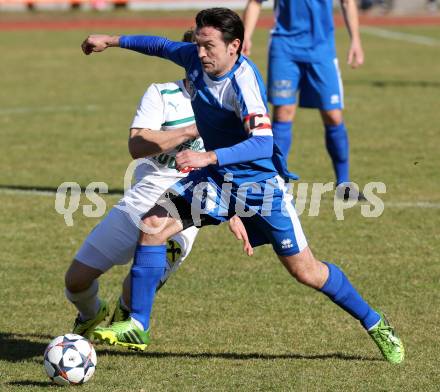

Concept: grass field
[[1, 11, 440, 391]]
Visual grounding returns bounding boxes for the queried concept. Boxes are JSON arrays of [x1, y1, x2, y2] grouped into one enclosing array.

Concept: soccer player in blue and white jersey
[[65, 30, 252, 340], [243, 0, 365, 200], [81, 8, 403, 363]]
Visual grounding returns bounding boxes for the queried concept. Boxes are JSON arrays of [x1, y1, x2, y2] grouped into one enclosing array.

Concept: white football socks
[[65, 280, 101, 321]]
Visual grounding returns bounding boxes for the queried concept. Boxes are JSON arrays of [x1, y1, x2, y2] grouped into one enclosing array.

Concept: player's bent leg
[[279, 249, 403, 363], [66, 207, 144, 336], [65, 260, 109, 338], [268, 187, 403, 363], [279, 249, 380, 328], [110, 222, 198, 326], [94, 203, 184, 350]]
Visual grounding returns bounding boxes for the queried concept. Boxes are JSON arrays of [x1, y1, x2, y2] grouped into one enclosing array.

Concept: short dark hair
[[195, 8, 244, 54], [182, 29, 195, 43]]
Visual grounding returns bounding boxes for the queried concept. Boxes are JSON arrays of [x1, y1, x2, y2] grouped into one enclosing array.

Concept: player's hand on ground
[[81, 35, 119, 55], [175, 150, 217, 170], [228, 215, 253, 256], [347, 40, 364, 68]]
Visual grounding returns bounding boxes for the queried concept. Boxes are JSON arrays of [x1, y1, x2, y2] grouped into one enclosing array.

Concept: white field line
[[1, 187, 439, 208], [0, 188, 58, 197], [385, 201, 440, 208], [0, 104, 99, 115], [295, 198, 440, 209], [361, 26, 440, 47]]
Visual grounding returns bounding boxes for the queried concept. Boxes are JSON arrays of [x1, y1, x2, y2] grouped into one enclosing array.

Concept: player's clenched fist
[[81, 34, 120, 55]]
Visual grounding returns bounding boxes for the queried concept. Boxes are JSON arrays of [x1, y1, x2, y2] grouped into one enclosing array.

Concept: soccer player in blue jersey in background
[[81, 7, 403, 363], [243, 0, 366, 200]]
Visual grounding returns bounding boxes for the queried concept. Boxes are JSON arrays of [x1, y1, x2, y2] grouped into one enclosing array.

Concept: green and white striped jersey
[[130, 79, 204, 178]]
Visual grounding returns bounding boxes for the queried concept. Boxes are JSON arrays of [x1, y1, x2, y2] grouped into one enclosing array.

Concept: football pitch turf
[[1, 11, 440, 391]]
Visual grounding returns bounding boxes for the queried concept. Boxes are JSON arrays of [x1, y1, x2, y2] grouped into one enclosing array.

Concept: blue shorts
[[169, 168, 308, 257], [268, 37, 344, 110]]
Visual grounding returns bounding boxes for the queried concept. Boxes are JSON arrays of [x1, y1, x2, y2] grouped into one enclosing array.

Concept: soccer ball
[[43, 334, 97, 385]]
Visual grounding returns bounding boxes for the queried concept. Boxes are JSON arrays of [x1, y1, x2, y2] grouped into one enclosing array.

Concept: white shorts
[[75, 172, 199, 277]]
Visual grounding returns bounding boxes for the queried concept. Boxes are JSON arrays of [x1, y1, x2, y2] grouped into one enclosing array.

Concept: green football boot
[[108, 298, 130, 325], [369, 311, 404, 364], [72, 300, 109, 339], [93, 319, 150, 351]]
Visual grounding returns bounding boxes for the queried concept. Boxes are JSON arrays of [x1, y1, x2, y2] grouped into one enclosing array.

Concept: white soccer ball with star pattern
[[43, 334, 97, 385]]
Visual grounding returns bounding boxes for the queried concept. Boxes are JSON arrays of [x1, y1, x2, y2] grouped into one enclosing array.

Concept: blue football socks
[[273, 121, 293, 161], [130, 244, 167, 331], [324, 123, 350, 185], [320, 262, 380, 330]]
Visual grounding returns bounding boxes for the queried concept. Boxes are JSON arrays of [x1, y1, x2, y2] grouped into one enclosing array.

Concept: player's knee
[[273, 105, 296, 122], [291, 265, 317, 286], [280, 249, 324, 288], [65, 260, 101, 293], [321, 109, 343, 126], [138, 214, 168, 244]]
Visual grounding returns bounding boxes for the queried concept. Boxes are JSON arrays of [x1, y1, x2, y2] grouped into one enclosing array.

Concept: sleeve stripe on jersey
[[230, 76, 248, 116], [162, 115, 195, 127], [160, 87, 183, 95], [232, 60, 269, 116]]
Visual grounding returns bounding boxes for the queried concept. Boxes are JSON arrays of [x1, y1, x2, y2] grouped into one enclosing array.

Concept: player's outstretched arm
[[81, 34, 120, 55], [340, 0, 364, 68], [242, 0, 263, 56]]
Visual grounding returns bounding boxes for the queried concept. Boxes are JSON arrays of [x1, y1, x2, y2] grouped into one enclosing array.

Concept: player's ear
[[229, 39, 241, 56]]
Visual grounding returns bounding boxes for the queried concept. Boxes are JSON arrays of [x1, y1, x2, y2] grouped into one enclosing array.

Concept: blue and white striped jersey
[[120, 36, 294, 187]]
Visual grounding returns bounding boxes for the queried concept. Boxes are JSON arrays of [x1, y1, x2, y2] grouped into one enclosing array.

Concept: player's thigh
[[299, 58, 344, 111], [242, 176, 308, 256], [267, 38, 301, 106], [75, 173, 173, 273], [75, 207, 140, 273]]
